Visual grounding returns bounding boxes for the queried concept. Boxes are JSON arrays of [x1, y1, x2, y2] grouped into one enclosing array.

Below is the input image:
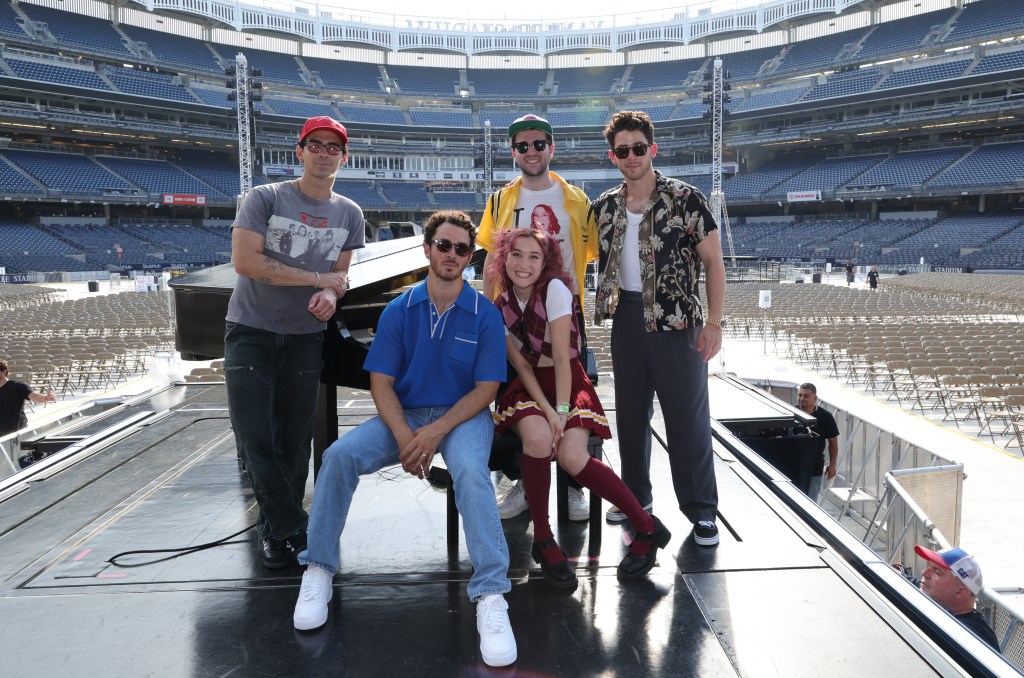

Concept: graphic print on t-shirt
[[512, 183, 576, 292], [265, 213, 342, 266]]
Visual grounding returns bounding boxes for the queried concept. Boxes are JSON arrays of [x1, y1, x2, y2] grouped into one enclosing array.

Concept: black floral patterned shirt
[[592, 170, 718, 332]]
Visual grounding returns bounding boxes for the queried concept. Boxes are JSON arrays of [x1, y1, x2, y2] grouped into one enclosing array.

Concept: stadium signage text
[[787, 191, 821, 202], [162, 194, 207, 206], [404, 20, 606, 32]]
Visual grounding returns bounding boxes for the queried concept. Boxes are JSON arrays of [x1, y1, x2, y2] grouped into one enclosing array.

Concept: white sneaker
[[476, 594, 517, 667], [605, 502, 653, 523], [293, 565, 333, 630], [567, 487, 590, 522], [497, 480, 528, 519]]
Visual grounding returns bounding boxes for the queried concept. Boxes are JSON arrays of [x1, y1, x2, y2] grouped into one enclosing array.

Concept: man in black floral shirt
[[592, 110, 726, 546]]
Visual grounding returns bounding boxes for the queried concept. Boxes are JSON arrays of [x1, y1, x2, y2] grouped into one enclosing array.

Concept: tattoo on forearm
[[257, 277, 274, 285]]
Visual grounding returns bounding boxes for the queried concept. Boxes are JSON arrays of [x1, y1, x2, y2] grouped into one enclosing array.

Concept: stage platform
[[0, 381, 1011, 677]]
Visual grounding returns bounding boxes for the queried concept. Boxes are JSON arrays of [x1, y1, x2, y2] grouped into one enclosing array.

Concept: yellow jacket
[[478, 172, 598, 301]]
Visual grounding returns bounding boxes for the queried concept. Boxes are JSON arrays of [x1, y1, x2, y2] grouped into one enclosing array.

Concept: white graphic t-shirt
[[512, 183, 577, 295]]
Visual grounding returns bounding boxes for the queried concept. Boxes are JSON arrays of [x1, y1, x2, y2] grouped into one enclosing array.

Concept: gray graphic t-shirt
[[226, 180, 364, 334]]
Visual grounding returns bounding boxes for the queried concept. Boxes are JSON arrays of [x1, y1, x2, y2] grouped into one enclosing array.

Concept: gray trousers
[[610, 292, 718, 524]]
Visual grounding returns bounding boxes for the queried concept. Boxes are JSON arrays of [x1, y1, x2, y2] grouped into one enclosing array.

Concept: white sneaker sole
[[481, 643, 518, 667], [693, 532, 720, 547], [294, 606, 329, 631]]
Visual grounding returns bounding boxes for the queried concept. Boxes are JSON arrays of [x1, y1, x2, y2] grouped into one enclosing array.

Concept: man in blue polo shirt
[[293, 210, 516, 667]]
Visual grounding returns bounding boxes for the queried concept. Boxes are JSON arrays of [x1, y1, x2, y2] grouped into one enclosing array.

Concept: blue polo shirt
[[364, 280, 506, 409]]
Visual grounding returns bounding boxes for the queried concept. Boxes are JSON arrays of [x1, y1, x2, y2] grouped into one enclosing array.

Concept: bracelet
[[705, 317, 723, 327], [555, 403, 570, 415], [313, 271, 320, 289]]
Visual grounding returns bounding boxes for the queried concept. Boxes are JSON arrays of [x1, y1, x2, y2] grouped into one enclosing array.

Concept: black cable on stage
[[106, 524, 255, 567]]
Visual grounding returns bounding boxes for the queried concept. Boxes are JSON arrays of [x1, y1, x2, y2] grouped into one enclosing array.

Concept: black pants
[[610, 292, 718, 523]]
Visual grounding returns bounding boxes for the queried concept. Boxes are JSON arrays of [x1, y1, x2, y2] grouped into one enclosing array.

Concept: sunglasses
[[512, 139, 551, 154], [432, 239, 473, 257], [612, 142, 650, 159], [301, 140, 345, 156]]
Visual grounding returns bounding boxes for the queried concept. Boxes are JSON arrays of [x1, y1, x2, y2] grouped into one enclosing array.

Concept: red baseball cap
[[299, 116, 348, 145]]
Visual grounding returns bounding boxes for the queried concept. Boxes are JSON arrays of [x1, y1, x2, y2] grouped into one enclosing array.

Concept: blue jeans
[[224, 321, 323, 540], [807, 474, 824, 502], [299, 407, 510, 602]]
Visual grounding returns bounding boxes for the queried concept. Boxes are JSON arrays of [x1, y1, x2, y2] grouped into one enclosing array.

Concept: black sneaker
[[261, 536, 292, 569], [287, 529, 307, 555], [693, 520, 720, 547]]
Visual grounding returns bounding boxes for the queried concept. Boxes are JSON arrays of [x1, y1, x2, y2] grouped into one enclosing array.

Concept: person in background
[[914, 545, 1000, 651], [224, 115, 364, 569], [0, 358, 56, 436], [490, 228, 670, 587], [479, 114, 598, 523], [796, 383, 839, 500], [867, 265, 879, 291], [844, 260, 855, 286]]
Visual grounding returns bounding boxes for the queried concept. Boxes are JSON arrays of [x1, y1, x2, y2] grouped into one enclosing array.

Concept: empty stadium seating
[[97, 157, 230, 200], [17, 3, 132, 59], [105, 66, 199, 103], [388, 64, 459, 96], [943, 0, 1024, 45], [0, 156, 44, 195], [468, 69, 545, 97], [929, 142, 1024, 189], [337, 103, 406, 125], [767, 155, 888, 199], [553, 67, 621, 95], [880, 58, 971, 90], [408, 107, 472, 127], [843, 147, 970, 191], [118, 24, 220, 74], [264, 97, 336, 119], [627, 58, 704, 92], [4, 57, 111, 91], [854, 8, 956, 62], [804, 67, 884, 101], [3, 150, 135, 196], [303, 57, 383, 93]]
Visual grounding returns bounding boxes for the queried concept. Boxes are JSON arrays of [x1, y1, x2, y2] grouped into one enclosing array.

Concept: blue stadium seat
[[338, 104, 407, 125], [5, 57, 112, 91], [3, 150, 134, 196], [98, 157, 231, 200], [119, 24, 221, 74], [106, 66, 200, 103], [855, 8, 957, 62], [264, 97, 336, 119], [306, 57, 384, 93], [943, 0, 1024, 45], [879, 58, 971, 90], [468, 69, 545, 97], [929, 142, 1024, 189], [17, 4, 132, 58], [388, 64, 459, 96]]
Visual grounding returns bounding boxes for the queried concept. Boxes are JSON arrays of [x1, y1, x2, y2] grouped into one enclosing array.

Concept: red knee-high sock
[[573, 457, 656, 555], [520, 453, 563, 563]]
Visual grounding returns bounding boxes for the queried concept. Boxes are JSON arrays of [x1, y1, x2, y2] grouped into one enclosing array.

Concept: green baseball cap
[[508, 114, 553, 141]]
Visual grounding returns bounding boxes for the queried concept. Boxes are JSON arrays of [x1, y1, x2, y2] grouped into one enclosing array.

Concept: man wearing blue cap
[[915, 544, 999, 650]]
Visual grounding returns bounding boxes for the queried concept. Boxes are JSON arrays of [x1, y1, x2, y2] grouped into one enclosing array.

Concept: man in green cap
[[478, 113, 598, 522]]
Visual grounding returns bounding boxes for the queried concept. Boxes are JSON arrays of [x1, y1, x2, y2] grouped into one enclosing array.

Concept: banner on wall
[[162, 194, 207, 206], [787, 191, 821, 203]]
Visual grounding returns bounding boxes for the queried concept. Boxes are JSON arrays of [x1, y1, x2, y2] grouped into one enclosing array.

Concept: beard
[[517, 157, 549, 178], [430, 258, 464, 282]]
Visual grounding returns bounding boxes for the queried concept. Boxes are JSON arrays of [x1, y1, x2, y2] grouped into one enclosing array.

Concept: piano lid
[[168, 237, 432, 363]]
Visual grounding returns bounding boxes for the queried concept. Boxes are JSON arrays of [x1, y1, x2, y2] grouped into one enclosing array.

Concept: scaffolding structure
[[706, 58, 736, 265], [483, 119, 493, 199]]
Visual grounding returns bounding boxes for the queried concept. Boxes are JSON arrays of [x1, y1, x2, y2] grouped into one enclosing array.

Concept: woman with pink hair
[[489, 228, 670, 588]]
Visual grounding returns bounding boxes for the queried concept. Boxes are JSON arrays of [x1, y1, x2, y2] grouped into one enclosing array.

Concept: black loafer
[[261, 536, 292, 569], [617, 515, 672, 581], [531, 540, 578, 589]]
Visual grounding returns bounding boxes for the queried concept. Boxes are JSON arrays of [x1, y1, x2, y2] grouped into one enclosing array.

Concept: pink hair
[[488, 228, 571, 302]]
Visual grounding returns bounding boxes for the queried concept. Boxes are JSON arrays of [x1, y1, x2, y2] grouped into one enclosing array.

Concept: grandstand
[[0, 0, 1022, 277]]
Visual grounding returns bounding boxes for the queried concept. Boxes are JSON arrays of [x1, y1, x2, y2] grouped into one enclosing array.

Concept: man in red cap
[[225, 115, 365, 569], [915, 544, 999, 650]]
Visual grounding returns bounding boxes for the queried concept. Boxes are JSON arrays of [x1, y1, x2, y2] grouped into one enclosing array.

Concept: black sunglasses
[[432, 239, 473, 257], [512, 139, 551, 154], [612, 142, 650, 159], [301, 140, 344, 156]]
